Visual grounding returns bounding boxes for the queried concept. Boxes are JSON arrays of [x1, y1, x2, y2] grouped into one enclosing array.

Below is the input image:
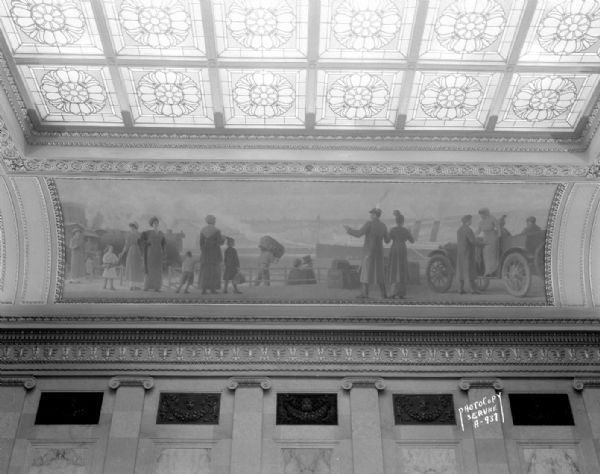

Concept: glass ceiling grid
[[0, 0, 599, 133]]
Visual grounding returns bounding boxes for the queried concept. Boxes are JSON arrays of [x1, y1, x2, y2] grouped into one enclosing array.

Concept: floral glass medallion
[[233, 71, 295, 117], [40, 68, 106, 115], [226, 0, 295, 49], [10, 0, 85, 46], [327, 72, 389, 119], [332, 0, 401, 50], [537, 0, 600, 55], [512, 75, 577, 122], [420, 74, 483, 120], [119, 0, 191, 48], [435, 0, 506, 53], [137, 70, 200, 117]]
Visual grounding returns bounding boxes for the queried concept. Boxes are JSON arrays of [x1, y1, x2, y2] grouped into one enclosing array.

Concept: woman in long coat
[[139, 217, 166, 291], [386, 210, 414, 299], [476, 208, 500, 276], [120, 222, 144, 290], [199, 214, 225, 294], [69, 229, 86, 282]]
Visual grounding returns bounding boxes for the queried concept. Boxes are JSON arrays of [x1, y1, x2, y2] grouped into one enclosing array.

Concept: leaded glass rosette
[[405, 71, 501, 129], [20, 65, 122, 124], [419, 0, 525, 62], [520, 0, 600, 64], [101, 0, 205, 56], [0, 0, 103, 54], [213, 0, 308, 58], [496, 73, 600, 131], [223, 69, 305, 127], [316, 70, 402, 128], [319, 0, 416, 61], [122, 67, 213, 126]]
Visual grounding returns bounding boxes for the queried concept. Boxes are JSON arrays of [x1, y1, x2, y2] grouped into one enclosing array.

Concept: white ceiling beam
[[90, 0, 133, 127], [485, 0, 538, 131], [304, 0, 321, 129], [200, 0, 224, 129], [394, 0, 430, 130]]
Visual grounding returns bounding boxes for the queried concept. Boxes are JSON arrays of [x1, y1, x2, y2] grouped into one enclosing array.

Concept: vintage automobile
[[425, 230, 546, 297]]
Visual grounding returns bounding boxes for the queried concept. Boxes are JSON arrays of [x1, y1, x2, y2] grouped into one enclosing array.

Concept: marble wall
[[1, 376, 599, 474]]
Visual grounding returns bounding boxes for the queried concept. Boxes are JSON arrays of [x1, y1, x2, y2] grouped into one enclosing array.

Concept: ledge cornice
[[108, 376, 154, 390]]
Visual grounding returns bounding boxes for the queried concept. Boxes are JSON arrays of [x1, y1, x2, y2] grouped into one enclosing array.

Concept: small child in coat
[[102, 245, 119, 290], [223, 238, 242, 294], [176, 251, 197, 294]]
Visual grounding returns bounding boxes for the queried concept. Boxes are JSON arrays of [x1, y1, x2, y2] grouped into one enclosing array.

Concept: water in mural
[[55, 179, 557, 304]]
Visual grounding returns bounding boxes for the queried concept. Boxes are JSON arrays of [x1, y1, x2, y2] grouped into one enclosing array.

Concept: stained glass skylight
[[0, 0, 599, 133]]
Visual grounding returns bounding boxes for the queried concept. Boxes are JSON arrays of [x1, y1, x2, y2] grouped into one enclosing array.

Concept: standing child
[[255, 246, 276, 287], [176, 251, 196, 294], [223, 238, 242, 294], [102, 245, 119, 290]]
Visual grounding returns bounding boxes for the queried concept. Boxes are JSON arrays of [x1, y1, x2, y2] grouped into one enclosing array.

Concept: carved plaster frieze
[[544, 183, 567, 305], [0, 118, 25, 172], [341, 377, 386, 390], [227, 377, 272, 390], [458, 378, 504, 391], [45, 178, 65, 302], [0, 376, 36, 389], [15, 158, 597, 179], [108, 376, 154, 390], [1, 343, 599, 370]]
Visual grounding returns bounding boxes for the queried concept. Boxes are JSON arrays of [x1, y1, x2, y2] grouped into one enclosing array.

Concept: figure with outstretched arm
[[344, 208, 388, 299]]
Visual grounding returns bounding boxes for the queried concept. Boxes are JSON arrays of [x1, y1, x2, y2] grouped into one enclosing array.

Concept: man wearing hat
[[456, 214, 480, 295], [344, 208, 388, 299]]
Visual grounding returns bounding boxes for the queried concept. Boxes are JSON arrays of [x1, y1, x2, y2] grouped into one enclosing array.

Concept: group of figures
[[68, 215, 242, 294], [344, 208, 414, 299], [456, 209, 541, 294]]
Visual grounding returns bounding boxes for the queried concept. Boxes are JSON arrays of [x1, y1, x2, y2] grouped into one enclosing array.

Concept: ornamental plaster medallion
[[420, 74, 483, 120], [40, 68, 106, 115], [10, 0, 85, 46], [435, 0, 506, 53], [233, 71, 295, 117], [137, 70, 200, 117], [512, 76, 577, 122], [327, 72, 389, 119], [119, 0, 191, 48], [332, 0, 401, 50], [226, 0, 295, 49], [537, 0, 600, 55]]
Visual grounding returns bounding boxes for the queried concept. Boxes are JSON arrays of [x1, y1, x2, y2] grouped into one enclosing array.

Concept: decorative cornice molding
[[545, 183, 567, 305], [45, 178, 65, 302], [227, 377, 272, 390], [108, 376, 154, 390], [0, 376, 36, 389], [458, 378, 504, 391], [341, 377, 386, 391], [572, 378, 600, 391], [0, 118, 25, 171], [587, 160, 600, 179], [17, 159, 593, 179]]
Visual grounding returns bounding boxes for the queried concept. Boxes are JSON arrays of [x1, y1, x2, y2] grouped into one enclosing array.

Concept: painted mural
[[55, 179, 557, 304]]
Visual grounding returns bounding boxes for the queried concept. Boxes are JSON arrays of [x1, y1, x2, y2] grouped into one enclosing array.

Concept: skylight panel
[[519, 0, 600, 64], [101, 0, 206, 57], [496, 73, 600, 131], [121, 66, 213, 126], [405, 71, 501, 130], [20, 64, 122, 124], [318, 0, 416, 61], [0, 0, 104, 55], [212, 0, 308, 58], [315, 70, 402, 128], [221, 69, 306, 127], [419, 0, 526, 63]]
